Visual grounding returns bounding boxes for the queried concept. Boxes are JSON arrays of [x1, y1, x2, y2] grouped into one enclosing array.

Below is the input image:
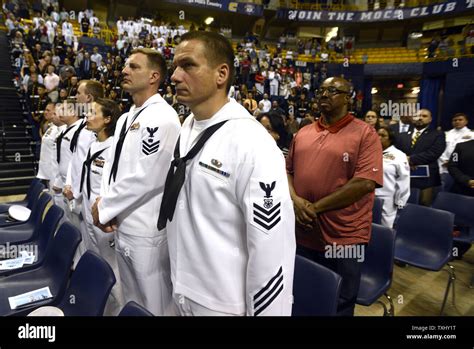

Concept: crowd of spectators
[[5, 0, 364, 149]]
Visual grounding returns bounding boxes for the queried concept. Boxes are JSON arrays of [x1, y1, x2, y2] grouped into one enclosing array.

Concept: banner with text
[[277, 1, 474, 22], [164, 0, 264, 16]]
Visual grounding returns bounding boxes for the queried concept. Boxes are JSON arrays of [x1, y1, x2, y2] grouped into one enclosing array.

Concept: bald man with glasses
[[286, 77, 383, 316]]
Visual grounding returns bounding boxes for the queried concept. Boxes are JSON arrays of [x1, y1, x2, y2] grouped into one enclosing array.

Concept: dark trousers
[[420, 187, 434, 206], [296, 244, 362, 316]]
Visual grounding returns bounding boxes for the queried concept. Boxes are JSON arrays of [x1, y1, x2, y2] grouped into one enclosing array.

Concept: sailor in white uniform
[[61, 19, 74, 46], [160, 31, 295, 316], [438, 113, 474, 178], [375, 126, 410, 228], [80, 99, 123, 315], [36, 102, 64, 192], [92, 48, 180, 315], [52, 101, 82, 214], [62, 81, 102, 266]]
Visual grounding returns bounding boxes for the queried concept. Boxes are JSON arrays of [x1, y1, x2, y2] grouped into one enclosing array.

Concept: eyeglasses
[[316, 86, 350, 96]]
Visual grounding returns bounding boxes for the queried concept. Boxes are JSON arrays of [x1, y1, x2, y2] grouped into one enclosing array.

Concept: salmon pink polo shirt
[[286, 114, 383, 251]]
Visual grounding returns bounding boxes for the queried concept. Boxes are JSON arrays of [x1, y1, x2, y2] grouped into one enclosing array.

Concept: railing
[[1, 120, 6, 162]]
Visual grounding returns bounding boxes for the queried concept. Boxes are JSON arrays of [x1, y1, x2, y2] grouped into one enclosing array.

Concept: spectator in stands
[[260, 93, 271, 113], [163, 85, 176, 106], [364, 110, 380, 130], [286, 77, 382, 316], [59, 57, 74, 80], [44, 63, 59, 102], [375, 125, 410, 228], [398, 109, 446, 206], [295, 93, 309, 119], [258, 111, 292, 157], [58, 88, 68, 102], [253, 101, 265, 118], [448, 139, 474, 197], [80, 51, 92, 79], [91, 46, 103, 66], [389, 114, 413, 147], [244, 92, 258, 113], [89, 61, 100, 81], [81, 15, 90, 36], [68, 75, 78, 96], [284, 114, 298, 137], [270, 100, 285, 116], [427, 37, 439, 58]]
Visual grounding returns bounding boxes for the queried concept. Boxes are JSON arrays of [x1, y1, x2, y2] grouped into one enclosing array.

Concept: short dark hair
[[452, 112, 468, 121], [378, 125, 395, 145], [130, 48, 167, 85], [258, 111, 292, 150], [95, 98, 121, 137], [179, 31, 235, 93]]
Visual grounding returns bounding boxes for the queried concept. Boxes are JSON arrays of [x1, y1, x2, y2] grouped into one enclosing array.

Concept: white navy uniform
[[80, 137, 123, 315], [167, 98, 296, 316], [37, 123, 62, 190], [438, 127, 474, 174], [64, 120, 96, 228], [99, 94, 180, 315], [61, 21, 73, 46], [65, 120, 96, 269], [53, 119, 81, 212], [375, 145, 410, 228]]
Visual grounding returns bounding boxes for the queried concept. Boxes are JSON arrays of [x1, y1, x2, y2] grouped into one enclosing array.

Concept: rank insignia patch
[[252, 181, 281, 232], [142, 127, 160, 155]]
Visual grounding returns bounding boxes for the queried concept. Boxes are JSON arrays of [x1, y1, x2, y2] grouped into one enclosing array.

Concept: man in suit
[[79, 52, 92, 79], [389, 114, 413, 148], [398, 109, 446, 206], [448, 139, 474, 197]]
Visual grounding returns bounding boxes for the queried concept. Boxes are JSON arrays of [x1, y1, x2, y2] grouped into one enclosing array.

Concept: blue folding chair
[[372, 197, 383, 225], [357, 224, 396, 316], [292, 255, 342, 316], [433, 192, 474, 289], [0, 193, 52, 244], [0, 179, 44, 213], [0, 204, 64, 277], [0, 222, 81, 316], [56, 251, 116, 316], [432, 192, 474, 244], [119, 301, 154, 317], [394, 204, 455, 315]]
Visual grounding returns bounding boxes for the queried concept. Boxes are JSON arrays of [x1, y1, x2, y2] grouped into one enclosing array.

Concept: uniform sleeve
[[236, 134, 296, 316], [98, 115, 180, 225], [65, 161, 72, 187], [353, 127, 383, 188], [438, 132, 451, 164], [70, 131, 95, 199], [53, 169, 64, 189], [394, 154, 411, 207]]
